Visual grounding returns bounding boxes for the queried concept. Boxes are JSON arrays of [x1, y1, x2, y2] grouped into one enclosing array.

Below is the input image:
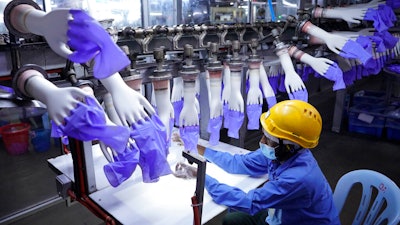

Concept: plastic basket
[[0, 123, 31, 155]]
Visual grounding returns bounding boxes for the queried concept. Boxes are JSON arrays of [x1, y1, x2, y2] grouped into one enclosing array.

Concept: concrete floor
[[0, 75, 399, 225]]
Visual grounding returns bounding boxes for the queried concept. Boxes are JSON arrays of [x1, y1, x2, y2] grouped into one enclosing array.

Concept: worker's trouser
[[222, 209, 269, 225]]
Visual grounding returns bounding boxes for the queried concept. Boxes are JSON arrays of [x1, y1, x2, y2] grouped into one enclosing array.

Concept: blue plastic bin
[[348, 103, 386, 137], [31, 129, 51, 152]]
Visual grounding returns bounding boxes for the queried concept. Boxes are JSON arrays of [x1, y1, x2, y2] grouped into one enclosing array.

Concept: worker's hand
[[197, 145, 206, 156], [173, 161, 197, 179]]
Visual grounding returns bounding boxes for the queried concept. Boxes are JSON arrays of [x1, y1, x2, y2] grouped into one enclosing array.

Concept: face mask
[[259, 142, 277, 160]]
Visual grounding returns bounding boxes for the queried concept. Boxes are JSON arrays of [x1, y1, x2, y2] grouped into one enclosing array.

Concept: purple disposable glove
[[340, 39, 373, 66], [207, 116, 223, 146], [343, 67, 357, 86], [356, 36, 373, 53], [378, 5, 396, 29], [364, 8, 387, 32], [227, 110, 244, 139], [375, 30, 399, 50], [223, 103, 230, 129], [386, 0, 400, 9], [246, 104, 262, 130], [266, 96, 277, 109], [67, 10, 130, 79], [179, 125, 199, 153], [51, 96, 130, 153], [288, 89, 308, 102], [130, 114, 171, 183], [368, 35, 386, 53], [321, 62, 345, 91], [173, 99, 184, 126], [103, 143, 140, 187]]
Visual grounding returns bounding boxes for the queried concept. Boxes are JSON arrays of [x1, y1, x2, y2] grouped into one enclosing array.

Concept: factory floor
[[0, 74, 399, 225]]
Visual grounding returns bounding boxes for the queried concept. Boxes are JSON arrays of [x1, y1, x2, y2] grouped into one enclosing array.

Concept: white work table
[[48, 131, 268, 225]]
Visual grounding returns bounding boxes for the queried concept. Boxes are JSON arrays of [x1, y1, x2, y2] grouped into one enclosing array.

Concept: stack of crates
[[385, 105, 400, 141], [347, 90, 400, 141], [348, 90, 386, 137]]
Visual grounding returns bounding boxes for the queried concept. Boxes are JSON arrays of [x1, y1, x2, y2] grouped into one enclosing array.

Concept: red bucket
[[0, 123, 31, 155]]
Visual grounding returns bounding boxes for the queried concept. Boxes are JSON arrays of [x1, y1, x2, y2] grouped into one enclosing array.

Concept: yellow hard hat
[[260, 100, 322, 149]]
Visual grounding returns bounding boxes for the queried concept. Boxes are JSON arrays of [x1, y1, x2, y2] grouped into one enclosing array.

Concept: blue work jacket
[[203, 147, 341, 225]]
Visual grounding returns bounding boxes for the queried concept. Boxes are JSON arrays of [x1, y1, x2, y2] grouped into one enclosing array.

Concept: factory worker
[[198, 100, 340, 225]]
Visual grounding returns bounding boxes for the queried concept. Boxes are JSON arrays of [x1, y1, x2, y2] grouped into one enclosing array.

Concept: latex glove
[[267, 65, 280, 94], [154, 88, 174, 143], [259, 64, 276, 109], [13, 7, 129, 78], [51, 96, 130, 153], [314, 6, 366, 23], [386, 0, 400, 9], [247, 67, 263, 105], [221, 63, 231, 104], [227, 110, 244, 139], [130, 114, 172, 183], [179, 125, 199, 153], [179, 81, 199, 126], [223, 103, 230, 129], [302, 21, 348, 55], [228, 72, 244, 112], [364, 8, 388, 32], [378, 5, 396, 29], [103, 141, 140, 187], [207, 116, 222, 146], [171, 77, 184, 102], [209, 76, 223, 119], [339, 39, 373, 65], [247, 104, 262, 130], [67, 10, 130, 79], [20, 71, 90, 125], [173, 100, 184, 126], [101, 73, 155, 126], [277, 47, 308, 102], [375, 30, 399, 50]]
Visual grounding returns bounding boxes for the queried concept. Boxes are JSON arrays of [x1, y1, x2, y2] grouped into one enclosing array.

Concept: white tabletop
[[48, 130, 268, 225]]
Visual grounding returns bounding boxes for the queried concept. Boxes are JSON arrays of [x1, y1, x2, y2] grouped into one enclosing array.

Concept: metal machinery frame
[[2, 0, 387, 223]]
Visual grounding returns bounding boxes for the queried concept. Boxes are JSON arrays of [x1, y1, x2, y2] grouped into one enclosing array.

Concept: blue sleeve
[[205, 174, 311, 215], [204, 148, 269, 176]]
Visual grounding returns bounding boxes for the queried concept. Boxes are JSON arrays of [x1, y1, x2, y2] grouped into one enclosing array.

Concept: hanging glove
[[179, 125, 199, 153], [103, 142, 140, 187], [51, 95, 130, 153], [223, 103, 230, 129], [364, 8, 388, 32], [67, 10, 130, 79], [386, 0, 400, 9], [368, 35, 386, 53], [227, 110, 244, 139], [339, 39, 373, 66], [173, 99, 184, 127], [321, 62, 345, 91], [288, 90, 308, 102], [130, 114, 172, 183], [207, 116, 223, 146], [246, 104, 262, 130], [375, 30, 399, 50]]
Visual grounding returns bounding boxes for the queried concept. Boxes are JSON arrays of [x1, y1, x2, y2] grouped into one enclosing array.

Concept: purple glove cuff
[[340, 39, 372, 65], [227, 110, 244, 139], [246, 104, 262, 130], [173, 99, 183, 126], [268, 76, 279, 94], [266, 96, 277, 109], [223, 103, 230, 128], [288, 89, 308, 102], [207, 116, 223, 146], [179, 125, 199, 153], [51, 96, 130, 153], [323, 63, 345, 91], [67, 10, 130, 79]]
